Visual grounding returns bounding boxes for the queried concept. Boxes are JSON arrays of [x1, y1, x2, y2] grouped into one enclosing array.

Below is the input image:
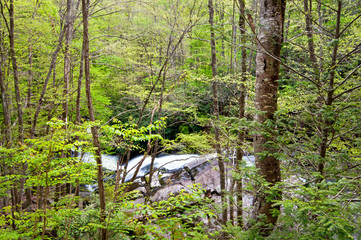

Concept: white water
[[82, 153, 200, 181], [83, 153, 255, 181], [82, 152, 119, 170], [124, 154, 200, 181]]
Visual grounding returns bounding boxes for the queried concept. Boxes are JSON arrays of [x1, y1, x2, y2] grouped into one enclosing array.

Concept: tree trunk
[[76, 48, 84, 125], [63, 0, 75, 125], [9, 0, 23, 143], [0, 26, 11, 147], [252, 0, 285, 234], [81, 0, 107, 239], [236, 0, 247, 228], [27, 42, 33, 108], [229, 0, 237, 225], [8, 0, 23, 214], [0, 24, 12, 216], [208, 0, 227, 225], [303, 0, 319, 82], [30, 17, 68, 138], [318, 1, 341, 177]]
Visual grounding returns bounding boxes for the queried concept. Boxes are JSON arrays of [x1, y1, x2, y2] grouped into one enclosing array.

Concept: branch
[[334, 64, 361, 90], [246, 13, 321, 88], [332, 84, 361, 101], [338, 43, 361, 65], [0, 1, 10, 34], [102, 109, 140, 126], [314, 0, 338, 12], [186, 35, 210, 43], [290, 0, 334, 36], [338, 12, 361, 38]]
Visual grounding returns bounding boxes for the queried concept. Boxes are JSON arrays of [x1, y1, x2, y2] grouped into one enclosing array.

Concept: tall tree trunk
[[76, 48, 84, 125], [252, 0, 285, 234], [9, 0, 23, 143], [62, 0, 75, 197], [208, 0, 227, 225], [0, 24, 12, 214], [81, 0, 107, 239], [236, 0, 247, 228], [318, 1, 341, 177], [0, 25, 11, 147], [8, 0, 22, 214], [229, 0, 237, 225], [303, 0, 319, 82], [27, 42, 33, 108], [63, 0, 75, 125], [74, 38, 84, 202]]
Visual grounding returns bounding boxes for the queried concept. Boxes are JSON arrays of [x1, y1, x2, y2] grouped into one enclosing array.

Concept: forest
[[0, 0, 361, 239]]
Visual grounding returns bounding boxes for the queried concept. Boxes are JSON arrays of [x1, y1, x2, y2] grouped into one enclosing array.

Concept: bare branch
[[333, 84, 361, 101], [102, 109, 140, 126], [338, 12, 361, 38], [338, 43, 361, 65], [334, 64, 361, 90]]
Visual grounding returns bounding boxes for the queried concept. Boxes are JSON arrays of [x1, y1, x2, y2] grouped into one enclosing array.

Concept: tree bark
[[236, 0, 247, 228], [9, 0, 23, 143], [76, 48, 84, 125], [63, 0, 75, 125], [81, 0, 107, 239], [252, 0, 285, 234], [208, 0, 227, 225], [303, 0, 319, 82], [318, 1, 341, 177], [0, 25, 11, 147], [27, 42, 33, 108]]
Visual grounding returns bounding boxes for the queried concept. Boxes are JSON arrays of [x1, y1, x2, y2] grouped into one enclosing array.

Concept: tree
[[82, 0, 107, 239], [236, 0, 247, 228], [252, 0, 285, 233], [208, 0, 227, 225]]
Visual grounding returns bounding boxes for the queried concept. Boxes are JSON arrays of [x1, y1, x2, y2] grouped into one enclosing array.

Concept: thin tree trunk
[[303, 0, 319, 82], [74, 40, 84, 203], [318, 1, 341, 177], [27, 42, 33, 108], [146, 40, 169, 201], [252, 0, 285, 234], [76, 48, 84, 125], [62, 0, 75, 197], [81, 0, 107, 239], [8, 0, 23, 215], [9, 0, 23, 144], [0, 21, 13, 221], [63, 0, 75, 125], [229, 0, 237, 225], [208, 0, 227, 225], [30, 19, 68, 138], [236, 0, 247, 228], [0, 26, 11, 147]]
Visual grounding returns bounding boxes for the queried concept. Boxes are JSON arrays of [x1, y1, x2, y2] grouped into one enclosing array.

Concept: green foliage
[[101, 117, 166, 153], [175, 132, 213, 154], [56, 184, 215, 239], [271, 179, 361, 240], [0, 119, 96, 239], [1, 0, 361, 238], [112, 184, 215, 239]]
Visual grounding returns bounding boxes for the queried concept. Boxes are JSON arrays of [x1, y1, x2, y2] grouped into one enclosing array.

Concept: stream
[[82, 152, 255, 182], [83, 153, 205, 181]]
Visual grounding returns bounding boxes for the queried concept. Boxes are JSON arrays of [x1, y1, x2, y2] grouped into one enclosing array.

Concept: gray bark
[[252, 0, 285, 234]]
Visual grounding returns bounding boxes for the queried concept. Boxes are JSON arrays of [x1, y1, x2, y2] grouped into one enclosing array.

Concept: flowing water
[[82, 153, 202, 181], [83, 153, 255, 182]]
